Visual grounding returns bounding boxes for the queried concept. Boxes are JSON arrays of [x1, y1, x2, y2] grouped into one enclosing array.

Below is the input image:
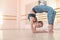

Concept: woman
[[28, 0, 56, 33]]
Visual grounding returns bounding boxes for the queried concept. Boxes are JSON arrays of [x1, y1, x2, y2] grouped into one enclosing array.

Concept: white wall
[[0, 0, 17, 29]]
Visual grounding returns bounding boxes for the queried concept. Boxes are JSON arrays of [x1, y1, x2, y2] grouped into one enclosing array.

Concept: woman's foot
[[48, 30, 54, 33], [38, 30, 48, 33], [48, 24, 53, 33]]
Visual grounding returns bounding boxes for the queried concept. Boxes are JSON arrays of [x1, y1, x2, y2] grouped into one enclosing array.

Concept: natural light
[[0, 11, 3, 26]]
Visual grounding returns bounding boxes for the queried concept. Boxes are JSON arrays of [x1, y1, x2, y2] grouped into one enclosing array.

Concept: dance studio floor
[[0, 21, 60, 40], [0, 29, 60, 40]]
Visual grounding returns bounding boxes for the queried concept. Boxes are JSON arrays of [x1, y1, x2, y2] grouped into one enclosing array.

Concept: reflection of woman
[[48, 34, 55, 40], [28, 0, 56, 33]]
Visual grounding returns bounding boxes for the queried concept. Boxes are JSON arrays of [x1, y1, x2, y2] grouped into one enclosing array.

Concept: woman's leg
[[47, 9, 56, 33]]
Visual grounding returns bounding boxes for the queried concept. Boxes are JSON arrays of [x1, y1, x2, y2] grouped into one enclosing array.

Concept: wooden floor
[[0, 20, 60, 40], [0, 29, 60, 40]]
